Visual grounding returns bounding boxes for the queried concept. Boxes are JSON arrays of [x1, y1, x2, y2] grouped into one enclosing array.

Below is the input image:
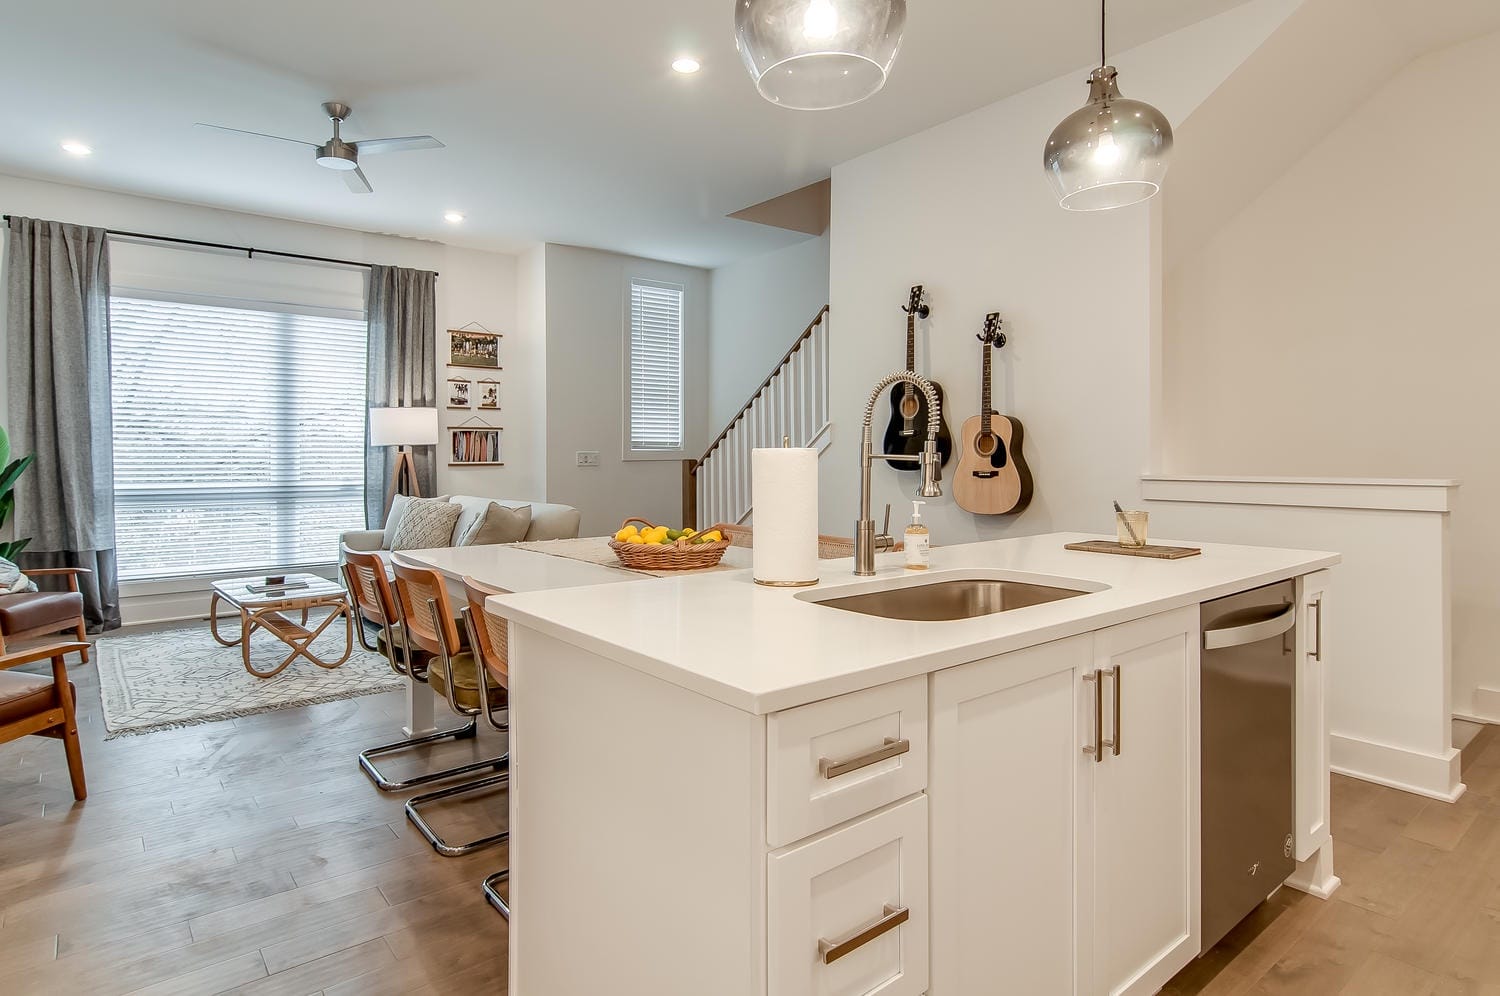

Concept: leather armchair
[[0, 639, 88, 800], [0, 567, 91, 663]]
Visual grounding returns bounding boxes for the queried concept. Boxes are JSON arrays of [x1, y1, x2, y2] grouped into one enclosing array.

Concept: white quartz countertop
[[484, 532, 1339, 715], [395, 543, 640, 593]]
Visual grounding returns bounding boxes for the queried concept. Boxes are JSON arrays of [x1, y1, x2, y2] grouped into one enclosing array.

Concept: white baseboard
[[1285, 838, 1340, 900], [1465, 687, 1500, 725], [1330, 733, 1465, 802]]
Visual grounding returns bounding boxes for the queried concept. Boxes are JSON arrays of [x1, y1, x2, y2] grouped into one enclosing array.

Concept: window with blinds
[[109, 295, 368, 581], [627, 279, 685, 454]]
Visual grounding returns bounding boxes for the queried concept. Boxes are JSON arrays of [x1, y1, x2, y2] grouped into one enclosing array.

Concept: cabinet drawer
[[767, 676, 927, 847], [768, 795, 929, 996]]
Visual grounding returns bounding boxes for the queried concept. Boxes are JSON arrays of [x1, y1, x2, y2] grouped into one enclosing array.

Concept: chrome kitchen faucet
[[855, 372, 943, 576]]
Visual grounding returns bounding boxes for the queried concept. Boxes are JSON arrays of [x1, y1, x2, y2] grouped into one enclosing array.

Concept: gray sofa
[[339, 495, 582, 566]]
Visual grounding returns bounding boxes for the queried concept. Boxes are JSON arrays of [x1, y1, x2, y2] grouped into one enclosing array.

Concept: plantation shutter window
[[109, 295, 368, 581], [628, 279, 685, 453]]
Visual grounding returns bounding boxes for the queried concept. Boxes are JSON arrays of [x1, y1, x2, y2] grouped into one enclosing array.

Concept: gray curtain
[[5, 216, 120, 631], [365, 264, 438, 529]]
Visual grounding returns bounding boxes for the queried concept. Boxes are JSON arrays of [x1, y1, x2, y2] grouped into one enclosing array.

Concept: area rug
[[95, 615, 404, 738]]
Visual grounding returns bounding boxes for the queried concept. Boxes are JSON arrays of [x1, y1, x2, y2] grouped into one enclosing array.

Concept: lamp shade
[[1043, 66, 1173, 211], [735, 0, 906, 110], [368, 406, 438, 447]]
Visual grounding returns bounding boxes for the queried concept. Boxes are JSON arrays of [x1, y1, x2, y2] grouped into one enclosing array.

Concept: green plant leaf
[[0, 454, 33, 496], [0, 426, 9, 473], [0, 490, 12, 531], [0, 537, 30, 560]]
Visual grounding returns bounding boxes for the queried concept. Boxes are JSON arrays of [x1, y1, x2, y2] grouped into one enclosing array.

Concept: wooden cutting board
[[1064, 540, 1202, 560]]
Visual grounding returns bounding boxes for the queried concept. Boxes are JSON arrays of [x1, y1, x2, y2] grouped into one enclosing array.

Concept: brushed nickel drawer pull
[[1103, 665, 1121, 757], [1082, 671, 1102, 762], [819, 737, 910, 779], [818, 904, 909, 964], [1310, 594, 1324, 662]]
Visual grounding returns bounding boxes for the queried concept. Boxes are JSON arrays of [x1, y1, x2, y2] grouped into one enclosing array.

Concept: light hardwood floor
[[2, 630, 1497, 994], [0, 633, 510, 995]]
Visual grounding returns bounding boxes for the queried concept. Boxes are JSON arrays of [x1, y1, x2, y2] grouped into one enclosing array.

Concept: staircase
[[683, 306, 830, 528]]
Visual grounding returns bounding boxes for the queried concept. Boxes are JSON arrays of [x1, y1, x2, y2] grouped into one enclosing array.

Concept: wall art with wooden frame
[[476, 378, 500, 410], [449, 419, 503, 466], [447, 376, 472, 410], [448, 325, 502, 369]]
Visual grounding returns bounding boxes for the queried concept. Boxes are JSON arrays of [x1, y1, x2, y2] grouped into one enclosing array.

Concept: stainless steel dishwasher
[[1200, 579, 1297, 951]]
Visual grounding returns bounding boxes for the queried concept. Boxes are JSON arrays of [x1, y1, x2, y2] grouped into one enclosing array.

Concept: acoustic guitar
[[882, 284, 953, 470], [954, 313, 1032, 515]]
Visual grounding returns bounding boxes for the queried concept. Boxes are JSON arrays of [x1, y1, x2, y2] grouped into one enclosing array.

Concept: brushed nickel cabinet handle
[[818, 904, 909, 964], [819, 737, 910, 779], [1105, 665, 1121, 756], [1082, 671, 1102, 762], [1310, 594, 1323, 662]]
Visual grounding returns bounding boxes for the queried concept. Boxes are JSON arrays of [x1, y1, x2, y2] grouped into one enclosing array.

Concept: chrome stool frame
[[395, 564, 511, 861], [342, 552, 505, 793]]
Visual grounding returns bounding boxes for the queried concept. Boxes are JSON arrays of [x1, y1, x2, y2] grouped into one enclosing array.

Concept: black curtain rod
[[2, 215, 438, 278]]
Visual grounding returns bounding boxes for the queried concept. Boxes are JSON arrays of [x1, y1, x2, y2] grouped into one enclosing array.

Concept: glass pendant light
[[1043, 0, 1173, 211], [735, 0, 907, 110]]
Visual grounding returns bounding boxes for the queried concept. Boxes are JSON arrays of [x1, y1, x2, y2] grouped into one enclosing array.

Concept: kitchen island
[[486, 531, 1339, 996]]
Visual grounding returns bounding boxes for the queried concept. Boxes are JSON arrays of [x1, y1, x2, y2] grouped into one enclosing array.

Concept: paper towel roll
[[752, 447, 820, 587]]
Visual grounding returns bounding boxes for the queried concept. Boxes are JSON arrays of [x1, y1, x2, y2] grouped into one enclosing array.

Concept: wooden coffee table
[[209, 574, 354, 678]]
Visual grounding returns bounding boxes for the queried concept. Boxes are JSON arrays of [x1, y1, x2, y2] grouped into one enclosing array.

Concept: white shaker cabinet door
[[1090, 607, 1200, 996], [1295, 570, 1332, 860], [768, 795, 929, 996], [929, 634, 1094, 995]]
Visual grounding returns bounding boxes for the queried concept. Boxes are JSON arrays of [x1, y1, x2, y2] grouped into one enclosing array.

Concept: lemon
[[683, 528, 696, 538], [626, 535, 646, 544], [614, 525, 639, 542]]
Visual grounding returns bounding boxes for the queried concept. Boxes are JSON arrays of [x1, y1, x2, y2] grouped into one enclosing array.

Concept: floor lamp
[[369, 406, 439, 522]]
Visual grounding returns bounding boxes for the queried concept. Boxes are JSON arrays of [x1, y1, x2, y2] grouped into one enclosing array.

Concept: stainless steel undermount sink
[[798, 572, 1101, 622]]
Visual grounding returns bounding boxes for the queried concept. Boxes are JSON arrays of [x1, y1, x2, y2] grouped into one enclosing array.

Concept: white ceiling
[[1, 0, 1246, 268]]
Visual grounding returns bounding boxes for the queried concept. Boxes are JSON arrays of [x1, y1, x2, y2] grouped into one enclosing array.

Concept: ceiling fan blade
[[342, 165, 373, 194], [353, 135, 445, 155], [194, 122, 317, 147]]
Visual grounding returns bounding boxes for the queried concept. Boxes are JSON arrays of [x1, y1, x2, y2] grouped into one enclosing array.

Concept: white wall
[[0, 173, 526, 623], [708, 233, 829, 430], [821, 0, 1298, 539], [543, 243, 709, 536], [1158, 29, 1500, 720]]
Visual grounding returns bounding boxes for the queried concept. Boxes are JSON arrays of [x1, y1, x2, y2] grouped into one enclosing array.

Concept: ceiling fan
[[195, 101, 444, 194]]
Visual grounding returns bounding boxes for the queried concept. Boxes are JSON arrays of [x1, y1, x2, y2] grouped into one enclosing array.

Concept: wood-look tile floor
[[0, 632, 509, 995], [3, 631, 1497, 995]]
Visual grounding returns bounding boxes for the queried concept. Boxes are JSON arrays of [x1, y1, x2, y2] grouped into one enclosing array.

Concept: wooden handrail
[[691, 305, 828, 470]]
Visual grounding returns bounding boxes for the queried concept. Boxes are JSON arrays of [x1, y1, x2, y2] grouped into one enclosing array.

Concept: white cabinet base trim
[[1330, 734, 1464, 802], [1284, 838, 1341, 900]]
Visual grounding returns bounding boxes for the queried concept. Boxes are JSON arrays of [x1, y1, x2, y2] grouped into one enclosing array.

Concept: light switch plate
[[576, 451, 600, 467]]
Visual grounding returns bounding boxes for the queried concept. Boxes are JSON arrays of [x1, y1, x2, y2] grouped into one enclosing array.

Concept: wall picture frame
[[478, 378, 500, 410], [449, 424, 503, 466], [449, 328, 501, 369], [447, 377, 471, 409]]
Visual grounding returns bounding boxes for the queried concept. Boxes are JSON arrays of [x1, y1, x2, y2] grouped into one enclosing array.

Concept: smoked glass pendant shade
[[735, 0, 907, 110], [1043, 66, 1173, 211]]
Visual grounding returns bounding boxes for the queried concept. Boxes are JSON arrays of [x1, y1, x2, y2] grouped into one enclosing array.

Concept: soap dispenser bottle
[[904, 500, 930, 571]]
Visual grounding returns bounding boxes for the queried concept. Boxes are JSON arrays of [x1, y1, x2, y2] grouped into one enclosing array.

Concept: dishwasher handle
[[1203, 603, 1296, 650]]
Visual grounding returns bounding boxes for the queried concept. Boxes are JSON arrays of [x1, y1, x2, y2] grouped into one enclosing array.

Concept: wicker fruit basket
[[608, 517, 734, 571]]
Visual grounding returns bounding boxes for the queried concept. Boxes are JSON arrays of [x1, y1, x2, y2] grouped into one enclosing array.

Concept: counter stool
[[393, 561, 510, 858], [460, 576, 512, 919], [343, 547, 502, 792]]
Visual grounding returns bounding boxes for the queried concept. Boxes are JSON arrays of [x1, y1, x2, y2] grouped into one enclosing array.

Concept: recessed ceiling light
[[443, 211, 465, 224], [672, 57, 702, 75], [60, 140, 92, 157]]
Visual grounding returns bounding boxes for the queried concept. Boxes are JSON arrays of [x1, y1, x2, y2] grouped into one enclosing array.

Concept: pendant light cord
[[1100, 0, 1107, 67]]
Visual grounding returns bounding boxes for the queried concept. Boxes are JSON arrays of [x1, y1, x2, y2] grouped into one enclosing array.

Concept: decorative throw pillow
[[0, 556, 36, 594], [456, 503, 532, 547], [388, 498, 462, 551], [381, 493, 413, 550]]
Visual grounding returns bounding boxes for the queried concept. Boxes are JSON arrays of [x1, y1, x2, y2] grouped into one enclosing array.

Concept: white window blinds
[[627, 279, 685, 452], [109, 295, 368, 581]]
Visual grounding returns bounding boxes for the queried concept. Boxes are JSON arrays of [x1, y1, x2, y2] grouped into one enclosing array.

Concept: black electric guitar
[[882, 285, 953, 470], [954, 313, 1032, 515]]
